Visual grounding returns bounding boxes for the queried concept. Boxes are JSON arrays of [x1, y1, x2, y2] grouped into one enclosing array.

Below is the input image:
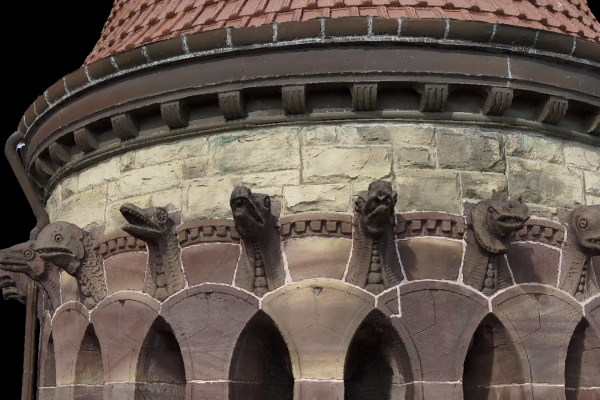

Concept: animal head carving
[[355, 181, 397, 236], [120, 203, 169, 242], [0, 240, 45, 279], [570, 205, 600, 257], [0, 270, 28, 303], [230, 186, 272, 239], [472, 190, 530, 254], [36, 222, 86, 276]]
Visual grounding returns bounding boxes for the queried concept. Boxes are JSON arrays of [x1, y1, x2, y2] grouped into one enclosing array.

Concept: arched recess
[[134, 316, 186, 400], [463, 314, 529, 400], [344, 310, 414, 400], [73, 325, 104, 400], [41, 334, 56, 387], [565, 318, 600, 399], [229, 310, 294, 400]]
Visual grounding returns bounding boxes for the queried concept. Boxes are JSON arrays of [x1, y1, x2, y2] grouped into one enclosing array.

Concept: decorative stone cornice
[[99, 231, 147, 260], [512, 218, 566, 248], [280, 213, 353, 239], [396, 212, 466, 240], [177, 219, 240, 247]]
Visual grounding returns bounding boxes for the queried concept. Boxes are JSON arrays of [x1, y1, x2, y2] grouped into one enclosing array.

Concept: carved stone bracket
[[396, 212, 466, 240], [99, 231, 147, 259], [218, 91, 247, 120], [482, 87, 514, 116], [512, 218, 565, 248], [585, 112, 600, 135], [111, 113, 140, 140], [35, 158, 58, 180], [351, 83, 377, 111], [177, 219, 240, 247], [48, 142, 71, 166], [282, 85, 307, 115], [280, 213, 353, 239], [74, 127, 99, 153], [537, 96, 569, 125], [161, 100, 189, 129], [417, 84, 449, 112]]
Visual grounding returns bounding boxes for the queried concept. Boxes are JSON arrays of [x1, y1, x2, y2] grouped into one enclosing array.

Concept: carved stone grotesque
[[560, 205, 600, 301], [464, 191, 530, 296], [345, 181, 403, 294], [0, 240, 61, 311], [36, 221, 107, 309], [0, 269, 28, 303], [230, 186, 284, 297], [120, 203, 185, 302]]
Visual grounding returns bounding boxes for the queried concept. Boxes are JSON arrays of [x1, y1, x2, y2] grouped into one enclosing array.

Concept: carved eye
[[157, 209, 168, 224], [578, 218, 589, 230], [54, 234, 63, 243], [23, 249, 35, 261], [264, 196, 271, 209]]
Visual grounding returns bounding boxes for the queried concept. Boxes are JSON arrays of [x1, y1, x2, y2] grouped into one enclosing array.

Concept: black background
[[1, 2, 600, 398]]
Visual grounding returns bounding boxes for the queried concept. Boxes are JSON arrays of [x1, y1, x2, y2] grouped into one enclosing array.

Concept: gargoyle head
[[570, 205, 600, 256], [0, 270, 28, 303], [230, 186, 271, 239], [472, 190, 530, 254], [36, 222, 86, 276], [120, 203, 169, 242], [355, 181, 397, 236], [0, 241, 43, 278]]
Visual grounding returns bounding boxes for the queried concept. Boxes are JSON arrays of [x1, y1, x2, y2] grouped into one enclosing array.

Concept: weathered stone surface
[[390, 125, 436, 146], [464, 385, 532, 400], [301, 125, 338, 146], [507, 243, 560, 286], [104, 189, 182, 234], [585, 171, 600, 198], [55, 185, 107, 229], [90, 295, 160, 382], [134, 138, 207, 169], [565, 144, 600, 172], [161, 285, 259, 381], [589, 195, 600, 206], [397, 282, 488, 381], [340, 124, 393, 144], [262, 281, 374, 379], [103, 382, 136, 400], [60, 271, 80, 303], [182, 243, 240, 286], [241, 170, 300, 188], [61, 176, 79, 201], [505, 133, 564, 164], [183, 156, 208, 180], [52, 303, 89, 385], [437, 128, 505, 172], [283, 184, 350, 213], [492, 287, 582, 385], [46, 188, 61, 222], [183, 176, 242, 221], [207, 128, 300, 175], [73, 385, 103, 400], [37, 388, 55, 400], [397, 238, 463, 281], [294, 380, 344, 400], [284, 237, 351, 281], [508, 158, 584, 208], [186, 381, 229, 400], [418, 382, 463, 400], [109, 161, 182, 200], [460, 172, 508, 200], [394, 170, 461, 213], [394, 147, 435, 169], [78, 158, 120, 192], [302, 147, 392, 184], [531, 385, 565, 400], [104, 252, 148, 294]]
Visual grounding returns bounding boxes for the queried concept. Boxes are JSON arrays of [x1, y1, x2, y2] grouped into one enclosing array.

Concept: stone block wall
[[45, 122, 599, 235]]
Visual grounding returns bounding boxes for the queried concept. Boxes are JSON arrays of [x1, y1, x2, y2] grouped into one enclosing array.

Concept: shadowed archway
[[463, 314, 528, 400], [229, 310, 294, 400], [73, 325, 104, 399], [41, 334, 56, 387], [565, 318, 600, 399], [135, 316, 186, 400], [344, 310, 414, 400]]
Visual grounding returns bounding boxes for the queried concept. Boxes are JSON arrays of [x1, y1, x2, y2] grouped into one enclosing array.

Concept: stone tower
[[2, 0, 600, 399]]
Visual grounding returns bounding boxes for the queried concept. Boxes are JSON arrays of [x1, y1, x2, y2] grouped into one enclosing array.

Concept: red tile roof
[[86, 0, 600, 65]]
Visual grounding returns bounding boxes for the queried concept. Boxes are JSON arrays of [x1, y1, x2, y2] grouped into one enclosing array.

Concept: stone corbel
[[74, 127, 99, 153], [482, 87, 513, 116], [282, 85, 307, 114], [48, 142, 71, 166], [537, 96, 568, 125], [585, 112, 600, 135], [417, 84, 449, 112], [351, 83, 378, 111], [111, 113, 140, 140], [161, 100, 189, 129], [218, 91, 247, 120], [35, 158, 58, 180]]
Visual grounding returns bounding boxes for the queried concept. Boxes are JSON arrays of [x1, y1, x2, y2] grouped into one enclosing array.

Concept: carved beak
[[120, 203, 163, 238]]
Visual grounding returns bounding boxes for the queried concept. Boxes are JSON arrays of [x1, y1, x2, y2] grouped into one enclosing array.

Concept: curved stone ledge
[[511, 218, 566, 248], [280, 213, 353, 239], [177, 219, 239, 247], [99, 230, 147, 259], [396, 212, 466, 240]]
